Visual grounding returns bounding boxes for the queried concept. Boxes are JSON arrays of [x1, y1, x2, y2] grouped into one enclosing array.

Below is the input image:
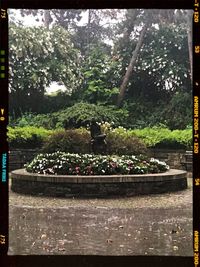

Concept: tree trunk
[[87, 9, 92, 55], [186, 10, 193, 83], [44, 10, 51, 29], [124, 10, 138, 39], [117, 22, 149, 106]]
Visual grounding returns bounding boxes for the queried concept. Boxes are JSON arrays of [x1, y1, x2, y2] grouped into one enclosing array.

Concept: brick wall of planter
[[11, 169, 188, 198]]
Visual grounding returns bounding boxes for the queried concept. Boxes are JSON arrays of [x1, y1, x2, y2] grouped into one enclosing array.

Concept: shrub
[[106, 127, 148, 155], [26, 152, 169, 175], [9, 112, 59, 130], [9, 113, 36, 127], [42, 126, 147, 156], [160, 92, 192, 130], [132, 127, 192, 149], [102, 124, 192, 150], [8, 124, 192, 152], [10, 102, 129, 129], [42, 128, 91, 154], [58, 102, 129, 129], [8, 126, 53, 149]]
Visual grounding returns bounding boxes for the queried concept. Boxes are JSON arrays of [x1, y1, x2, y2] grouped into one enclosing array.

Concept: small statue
[[90, 119, 107, 154]]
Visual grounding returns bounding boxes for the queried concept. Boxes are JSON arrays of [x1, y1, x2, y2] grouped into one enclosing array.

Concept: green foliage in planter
[[132, 127, 192, 149], [102, 124, 192, 150], [106, 127, 147, 155], [26, 152, 169, 175], [8, 126, 53, 149], [41, 127, 147, 156], [8, 124, 192, 152], [42, 128, 91, 154]]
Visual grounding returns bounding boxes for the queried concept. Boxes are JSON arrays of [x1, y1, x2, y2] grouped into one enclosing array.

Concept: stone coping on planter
[[11, 169, 186, 184], [11, 169, 188, 197]]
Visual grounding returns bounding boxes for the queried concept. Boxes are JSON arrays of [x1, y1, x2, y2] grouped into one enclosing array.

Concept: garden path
[[8, 179, 192, 256]]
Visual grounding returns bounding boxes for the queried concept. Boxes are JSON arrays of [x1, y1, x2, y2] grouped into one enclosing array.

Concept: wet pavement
[[8, 178, 193, 256]]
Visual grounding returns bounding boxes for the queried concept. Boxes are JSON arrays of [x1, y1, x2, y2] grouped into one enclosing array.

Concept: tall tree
[[117, 23, 149, 106], [19, 9, 83, 30], [72, 9, 117, 56], [117, 9, 192, 106], [43, 10, 52, 29], [117, 10, 152, 106], [186, 10, 193, 83], [9, 23, 81, 116]]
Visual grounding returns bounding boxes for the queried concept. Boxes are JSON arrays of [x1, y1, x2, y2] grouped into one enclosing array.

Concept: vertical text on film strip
[[0, 6, 8, 253], [194, 0, 200, 266]]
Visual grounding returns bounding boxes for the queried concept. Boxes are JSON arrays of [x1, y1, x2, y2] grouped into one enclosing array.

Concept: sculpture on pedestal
[[90, 119, 107, 154]]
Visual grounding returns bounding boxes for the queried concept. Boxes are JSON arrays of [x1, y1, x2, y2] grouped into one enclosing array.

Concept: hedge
[[8, 126, 192, 151], [8, 126, 53, 149]]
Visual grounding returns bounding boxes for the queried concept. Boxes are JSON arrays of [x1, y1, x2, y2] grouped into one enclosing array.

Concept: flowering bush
[[26, 152, 169, 175]]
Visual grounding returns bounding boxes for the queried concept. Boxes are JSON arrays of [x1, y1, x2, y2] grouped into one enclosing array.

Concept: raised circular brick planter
[[11, 169, 188, 198]]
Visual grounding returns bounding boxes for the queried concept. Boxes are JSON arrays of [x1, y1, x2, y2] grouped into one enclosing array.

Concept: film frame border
[[0, 1, 9, 257], [0, 0, 196, 266], [193, 0, 200, 266]]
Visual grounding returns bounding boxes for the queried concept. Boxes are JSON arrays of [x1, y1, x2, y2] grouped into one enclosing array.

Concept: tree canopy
[[9, 23, 80, 115], [9, 9, 192, 129]]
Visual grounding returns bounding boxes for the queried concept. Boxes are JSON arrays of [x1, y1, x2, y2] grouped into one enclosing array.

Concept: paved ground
[[8, 178, 193, 256]]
